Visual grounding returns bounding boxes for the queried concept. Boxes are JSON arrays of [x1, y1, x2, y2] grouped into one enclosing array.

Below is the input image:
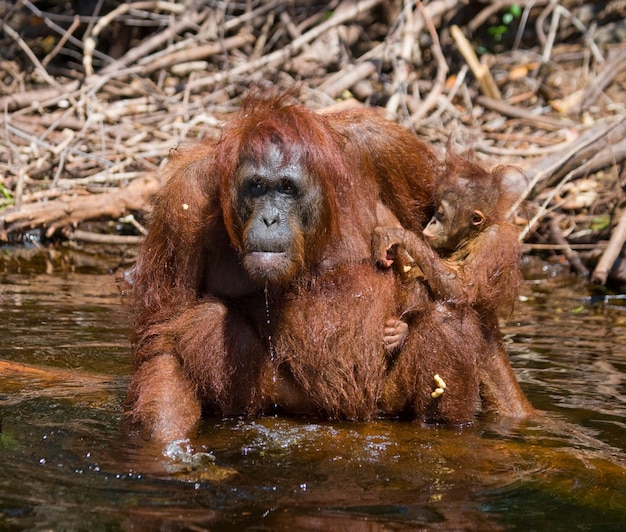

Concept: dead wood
[[1, 175, 159, 240], [549, 216, 590, 277], [592, 208, 626, 285], [0, 0, 624, 285]]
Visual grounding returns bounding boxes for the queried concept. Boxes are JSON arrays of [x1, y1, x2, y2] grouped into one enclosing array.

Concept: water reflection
[[0, 248, 625, 530]]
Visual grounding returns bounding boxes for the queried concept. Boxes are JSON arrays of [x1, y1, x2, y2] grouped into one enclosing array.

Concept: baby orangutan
[[373, 152, 534, 419]]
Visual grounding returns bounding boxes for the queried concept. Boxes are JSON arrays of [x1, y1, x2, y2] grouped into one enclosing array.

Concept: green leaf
[[0, 182, 12, 200], [590, 214, 611, 231]]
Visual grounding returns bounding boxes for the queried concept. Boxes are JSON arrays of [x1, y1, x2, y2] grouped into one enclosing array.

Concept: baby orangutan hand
[[372, 226, 407, 268], [383, 317, 409, 353]]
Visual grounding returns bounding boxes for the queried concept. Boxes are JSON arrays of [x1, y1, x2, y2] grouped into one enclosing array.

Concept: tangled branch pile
[[0, 0, 625, 285]]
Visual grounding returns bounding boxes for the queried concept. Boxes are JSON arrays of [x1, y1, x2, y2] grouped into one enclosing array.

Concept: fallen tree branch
[[67, 229, 144, 245], [0, 176, 160, 241], [549, 216, 590, 277], [592, 208, 626, 285]]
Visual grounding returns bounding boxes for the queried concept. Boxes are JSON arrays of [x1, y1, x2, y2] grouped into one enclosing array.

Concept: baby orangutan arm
[[372, 226, 467, 303], [372, 224, 520, 313]]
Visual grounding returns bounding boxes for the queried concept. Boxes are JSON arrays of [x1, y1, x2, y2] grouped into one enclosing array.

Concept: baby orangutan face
[[423, 181, 487, 253]]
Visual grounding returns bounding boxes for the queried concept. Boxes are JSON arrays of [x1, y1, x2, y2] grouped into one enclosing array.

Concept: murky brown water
[[1, 248, 625, 530]]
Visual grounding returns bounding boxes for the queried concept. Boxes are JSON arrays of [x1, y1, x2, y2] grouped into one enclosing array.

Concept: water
[[1, 248, 625, 530]]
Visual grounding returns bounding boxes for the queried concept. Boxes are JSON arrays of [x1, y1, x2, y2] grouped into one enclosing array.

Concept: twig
[[252, 10, 275, 59], [319, 61, 378, 99], [385, 1, 415, 118], [186, 0, 385, 92], [553, 4, 604, 64], [222, 0, 284, 33], [536, 0, 557, 47], [420, 64, 468, 125], [549, 216, 590, 276], [509, 120, 623, 221], [317, 35, 386, 97], [468, 0, 550, 34], [141, 34, 254, 75], [83, 1, 186, 77], [525, 242, 606, 251], [0, 18, 65, 92], [42, 15, 81, 67], [409, 1, 449, 123], [577, 49, 626, 113], [513, 0, 537, 50], [475, 95, 573, 130], [592, 209, 626, 285], [450, 25, 500, 100], [541, 0, 560, 64]]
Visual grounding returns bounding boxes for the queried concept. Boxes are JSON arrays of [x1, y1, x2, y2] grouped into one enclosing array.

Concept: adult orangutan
[[124, 91, 531, 442], [372, 152, 535, 419]]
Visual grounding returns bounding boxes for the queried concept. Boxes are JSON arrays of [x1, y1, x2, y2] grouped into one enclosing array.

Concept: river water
[[1, 248, 624, 530]]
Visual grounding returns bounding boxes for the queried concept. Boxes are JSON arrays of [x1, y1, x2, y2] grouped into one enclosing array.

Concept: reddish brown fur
[[324, 107, 439, 231], [125, 91, 464, 441], [373, 152, 534, 419], [422, 152, 523, 316], [381, 302, 484, 423]]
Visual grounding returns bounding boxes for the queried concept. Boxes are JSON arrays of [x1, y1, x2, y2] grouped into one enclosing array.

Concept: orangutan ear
[[471, 210, 486, 227]]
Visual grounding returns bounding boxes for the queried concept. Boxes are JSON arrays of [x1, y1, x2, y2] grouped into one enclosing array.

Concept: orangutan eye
[[279, 179, 297, 196], [249, 179, 267, 196]]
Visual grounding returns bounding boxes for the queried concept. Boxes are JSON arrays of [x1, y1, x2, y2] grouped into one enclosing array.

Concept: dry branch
[[549, 216, 589, 277], [409, 1, 449, 123], [0, 0, 624, 285], [451, 25, 500, 100], [186, 0, 386, 91], [592, 210, 626, 285], [577, 49, 626, 113], [83, 1, 186, 77], [510, 119, 626, 220], [1, 176, 159, 241], [475, 95, 574, 131]]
